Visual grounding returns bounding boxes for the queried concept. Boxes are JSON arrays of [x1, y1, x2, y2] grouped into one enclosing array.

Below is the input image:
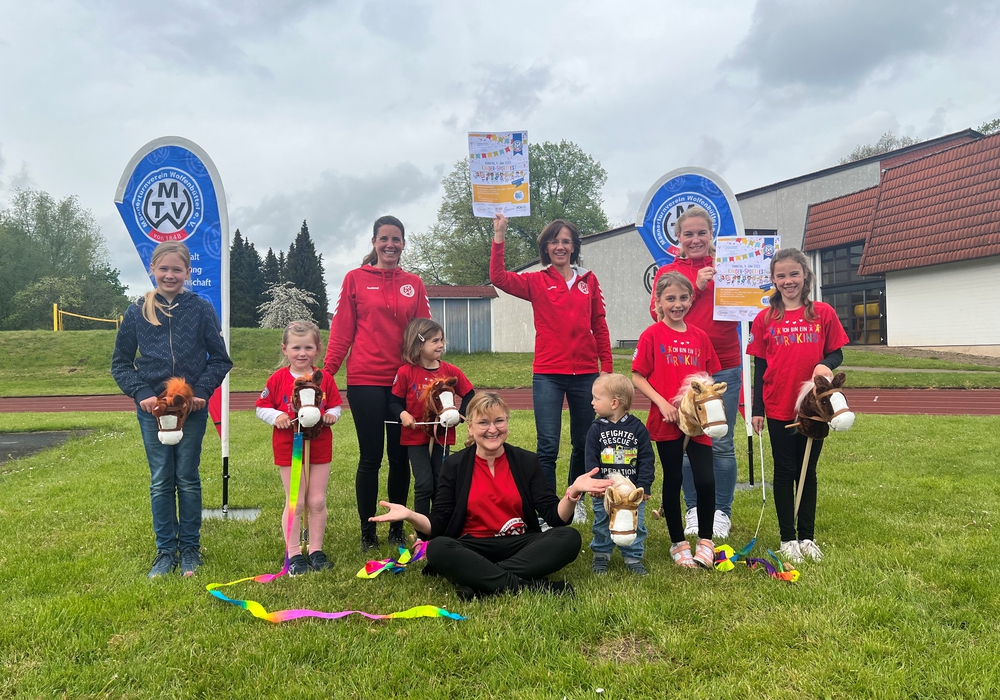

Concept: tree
[[0, 189, 129, 329], [285, 220, 329, 328], [261, 247, 282, 291], [839, 130, 920, 164], [277, 250, 287, 282], [257, 282, 317, 329], [408, 140, 610, 285], [977, 118, 1000, 136], [230, 230, 265, 327]]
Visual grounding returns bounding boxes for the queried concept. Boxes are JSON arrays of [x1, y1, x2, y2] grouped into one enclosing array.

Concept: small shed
[[426, 285, 497, 353]]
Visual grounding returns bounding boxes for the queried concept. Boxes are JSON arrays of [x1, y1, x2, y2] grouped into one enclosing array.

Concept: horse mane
[[164, 377, 193, 402], [672, 372, 714, 406], [794, 380, 816, 413]]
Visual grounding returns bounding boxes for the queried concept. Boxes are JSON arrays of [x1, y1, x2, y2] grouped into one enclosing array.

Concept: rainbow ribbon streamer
[[357, 540, 427, 579], [206, 432, 464, 622], [714, 544, 800, 583]]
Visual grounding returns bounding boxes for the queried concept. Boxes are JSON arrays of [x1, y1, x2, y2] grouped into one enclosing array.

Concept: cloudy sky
[[2, 0, 998, 296]]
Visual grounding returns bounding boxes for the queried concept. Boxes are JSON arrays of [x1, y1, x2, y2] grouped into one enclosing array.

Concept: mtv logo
[[144, 178, 193, 233]]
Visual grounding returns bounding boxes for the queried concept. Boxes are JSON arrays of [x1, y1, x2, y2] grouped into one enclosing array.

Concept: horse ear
[[713, 382, 727, 394], [605, 486, 620, 503], [313, 369, 323, 384], [832, 372, 846, 387], [690, 379, 704, 393], [627, 488, 644, 505], [814, 374, 832, 390]]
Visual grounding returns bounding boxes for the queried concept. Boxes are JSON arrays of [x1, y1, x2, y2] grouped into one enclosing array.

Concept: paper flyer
[[468, 131, 530, 217], [713, 235, 780, 321]]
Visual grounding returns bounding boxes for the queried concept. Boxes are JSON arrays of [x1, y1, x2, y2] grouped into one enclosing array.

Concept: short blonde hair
[[463, 392, 510, 447], [594, 373, 634, 412]]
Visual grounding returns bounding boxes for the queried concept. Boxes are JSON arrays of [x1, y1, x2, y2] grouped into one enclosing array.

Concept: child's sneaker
[[799, 539, 823, 562], [288, 554, 310, 576], [592, 555, 610, 575], [387, 524, 407, 549], [573, 498, 588, 524], [625, 560, 648, 576], [307, 550, 333, 571], [778, 540, 804, 564], [684, 508, 698, 536], [693, 538, 715, 569], [147, 550, 178, 579], [713, 510, 732, 539], [361, 533, 380, 553], [179, 547, 202, 577], [670, 541, 697, 569]]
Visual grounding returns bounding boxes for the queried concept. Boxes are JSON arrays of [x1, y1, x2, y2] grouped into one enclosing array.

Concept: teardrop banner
[[114, 136, 233, 514], [634, 166, 744, 267], [634, 166, 757, 481]]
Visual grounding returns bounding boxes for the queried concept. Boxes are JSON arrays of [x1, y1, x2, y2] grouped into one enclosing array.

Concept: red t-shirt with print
[[632, 321, 721, 445], [746, 302, 850, 421], [391, 361, 474, 446], [461, 452, 528, 538]]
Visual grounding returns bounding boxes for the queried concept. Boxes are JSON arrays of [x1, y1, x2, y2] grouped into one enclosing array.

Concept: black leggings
[[408, 443, 445, 518], [767, 417, 824, 542], [656, 438, 715, 541], [426, 528, 582, 594], [348, 385, 410, 535]]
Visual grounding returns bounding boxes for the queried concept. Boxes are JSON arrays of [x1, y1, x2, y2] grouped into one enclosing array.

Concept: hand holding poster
[[468, 131, 530, 217], [713, 235, 779, 321]]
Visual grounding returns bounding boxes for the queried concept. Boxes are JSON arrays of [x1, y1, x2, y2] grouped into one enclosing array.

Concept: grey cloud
[[232, 162, 440, 267], [96, 0, 329, 75], [727, 0, 1000, 93], [360, 0, 432, 49], [471, 64, 554, 125], [690, 136, 728, 175]]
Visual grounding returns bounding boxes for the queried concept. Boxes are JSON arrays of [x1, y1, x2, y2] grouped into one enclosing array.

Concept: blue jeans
[[682, 365, 741, 516], [591, 496, 647, 561], [532, 373, 598, 490], [137, 407, 208, 552]]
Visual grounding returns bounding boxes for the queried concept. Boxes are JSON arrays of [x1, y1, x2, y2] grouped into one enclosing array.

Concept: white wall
[[886, 256, 1000, 349]]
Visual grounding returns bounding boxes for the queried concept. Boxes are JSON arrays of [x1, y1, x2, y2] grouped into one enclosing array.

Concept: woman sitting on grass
[[370, 392, 612, 600]]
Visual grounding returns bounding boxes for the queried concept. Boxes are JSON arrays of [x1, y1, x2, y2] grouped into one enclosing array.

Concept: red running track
[[1, 388, 998, 416]]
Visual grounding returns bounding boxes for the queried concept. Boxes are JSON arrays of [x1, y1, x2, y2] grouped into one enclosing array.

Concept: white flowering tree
[[257, 282, 318, 329]]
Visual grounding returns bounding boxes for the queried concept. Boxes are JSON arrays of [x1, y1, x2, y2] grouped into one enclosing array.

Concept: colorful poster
[[634, 167, 743, 267], [713, 235, 780, 321], [468, 131, 530, 217]]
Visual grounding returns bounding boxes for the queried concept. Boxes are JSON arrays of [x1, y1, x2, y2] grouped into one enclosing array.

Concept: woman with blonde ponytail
[[112, 241, 232, 579]]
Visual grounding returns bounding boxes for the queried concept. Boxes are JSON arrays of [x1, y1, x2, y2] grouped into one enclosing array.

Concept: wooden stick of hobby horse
[[793, 437, 813, 521], [300, 439, 311, 557]]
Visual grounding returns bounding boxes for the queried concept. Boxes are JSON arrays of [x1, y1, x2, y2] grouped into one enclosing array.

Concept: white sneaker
[[799, 539, 824, 562], [713, 510, 732, 539], [573, 498, 588, 524], [683, 508, 698, 536], [538, 516, 551, 532], [778, 540, 803, 564]]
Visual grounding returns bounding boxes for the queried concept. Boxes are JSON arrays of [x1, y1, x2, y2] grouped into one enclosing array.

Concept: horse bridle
[[801, 386, 851, 424], [681, 392, 727, 432]]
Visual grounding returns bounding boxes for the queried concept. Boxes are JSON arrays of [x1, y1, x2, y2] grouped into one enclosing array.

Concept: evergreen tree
[[277, 250, 287, 282], [230, 229, 266, 327], [285, 220, 329, 329], [261, 247, 281, 291]]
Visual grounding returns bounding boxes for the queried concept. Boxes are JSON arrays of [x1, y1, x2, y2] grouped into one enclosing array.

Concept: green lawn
[[1, 410, 998, 698], [3, 330, 1000, 396]]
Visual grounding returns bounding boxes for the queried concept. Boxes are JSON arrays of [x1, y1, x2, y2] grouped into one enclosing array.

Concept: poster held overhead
[[468, 131, 530, 217], [635, 166, 756, 482], [114, 136, 239, 517]]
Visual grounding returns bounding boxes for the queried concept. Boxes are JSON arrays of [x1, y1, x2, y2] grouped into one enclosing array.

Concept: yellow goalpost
[[52, 303, 123, 331]]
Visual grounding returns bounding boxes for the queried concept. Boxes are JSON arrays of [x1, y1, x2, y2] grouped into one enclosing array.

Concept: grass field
[[1, 410, 998, 698], [3, 330, 1000, 396]]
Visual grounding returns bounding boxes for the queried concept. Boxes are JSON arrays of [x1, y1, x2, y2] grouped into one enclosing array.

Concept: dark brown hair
[[362, 215, 406, 266], [537, 220, 581, 266]]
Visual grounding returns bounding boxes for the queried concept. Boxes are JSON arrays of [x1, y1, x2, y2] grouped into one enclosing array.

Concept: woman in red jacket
[[490, 213, 613, 525], [325, 215, 431, 552], [647, 206, 741, 540]]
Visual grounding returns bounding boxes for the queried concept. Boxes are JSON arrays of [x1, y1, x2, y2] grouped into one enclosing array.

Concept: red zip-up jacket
[[491, 240, 613, 375], [325, 265, 431, 386], [649, 256, 741, 370]]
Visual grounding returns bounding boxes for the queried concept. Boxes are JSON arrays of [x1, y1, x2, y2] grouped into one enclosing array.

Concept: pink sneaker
[[693, 539, 715, 569], [670, 541, 696, 569]]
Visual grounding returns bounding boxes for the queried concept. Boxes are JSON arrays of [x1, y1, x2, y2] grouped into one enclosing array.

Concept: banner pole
[[742, 321, 754, 485]]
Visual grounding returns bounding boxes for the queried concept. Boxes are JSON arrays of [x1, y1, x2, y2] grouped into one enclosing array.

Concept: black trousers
[[426, 528, 582, 594], [408, 443, 445, 518], [348, 385, 410, 535], [767, 417, 824, 542], [656, 438, 715, 542]]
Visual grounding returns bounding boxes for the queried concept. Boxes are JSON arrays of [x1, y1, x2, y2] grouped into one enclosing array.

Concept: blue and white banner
[[114, 136, 232, 477], [634, 167, 744, 267], [114, 137, 227, 318]]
